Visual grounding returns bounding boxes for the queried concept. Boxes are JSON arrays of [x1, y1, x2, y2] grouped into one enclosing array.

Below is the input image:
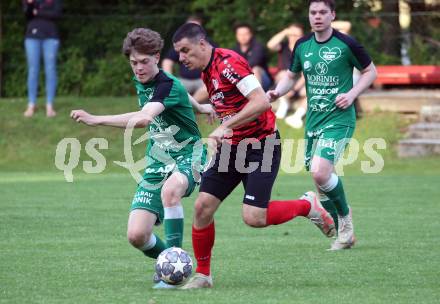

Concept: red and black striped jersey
[[202, 48, 276, 145]]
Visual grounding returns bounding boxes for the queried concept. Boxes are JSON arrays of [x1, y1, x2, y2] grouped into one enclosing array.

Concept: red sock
[[266, 199, 311, 225], [192, 222, 215, 276]]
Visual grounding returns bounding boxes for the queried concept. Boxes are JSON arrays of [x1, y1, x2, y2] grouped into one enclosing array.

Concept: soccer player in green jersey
[[70, 28, 214, 286], [267, 0, 377, 250]]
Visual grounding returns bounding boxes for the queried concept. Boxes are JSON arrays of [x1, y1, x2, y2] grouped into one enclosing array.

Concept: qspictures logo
[[54, 117, 387, 186]]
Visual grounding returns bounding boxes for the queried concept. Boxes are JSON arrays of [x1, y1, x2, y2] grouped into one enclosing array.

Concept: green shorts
[[130, 161, 200, 225], [304, 124, 354, 171]]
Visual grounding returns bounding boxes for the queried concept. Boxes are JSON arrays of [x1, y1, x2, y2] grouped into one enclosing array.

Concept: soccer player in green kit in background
[[267, 0, 377, 250], [70, 28, 214, 287]]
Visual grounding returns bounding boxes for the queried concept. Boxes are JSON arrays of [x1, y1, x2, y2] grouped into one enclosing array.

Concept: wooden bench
[[374, 65, 440, 86], [269, 65, 440, 87]]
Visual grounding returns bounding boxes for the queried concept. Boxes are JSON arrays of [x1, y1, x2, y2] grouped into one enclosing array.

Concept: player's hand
[[70, 109, 98, 126], [335, 92, 355, 109], [266, 90, 280, 103], [208, 126, 232, 151], [198, 104, 216, 125]]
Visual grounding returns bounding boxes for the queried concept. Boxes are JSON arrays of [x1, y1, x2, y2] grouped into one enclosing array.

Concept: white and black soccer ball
[[155, 247, 193, 285]]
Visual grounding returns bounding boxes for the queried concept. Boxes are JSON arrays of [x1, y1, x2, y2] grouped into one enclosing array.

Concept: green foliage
[[1, 1, 438, 97], [191, 0, 308, 48], [82, 55, 133, 96], [57, 47, 87, 96], [1, 1, 192, 98], [409, 27, 440, 65]]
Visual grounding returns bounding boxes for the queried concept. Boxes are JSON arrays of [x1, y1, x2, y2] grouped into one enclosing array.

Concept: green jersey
[[290, 29, 372, 130], [134, 70, 203, 170]]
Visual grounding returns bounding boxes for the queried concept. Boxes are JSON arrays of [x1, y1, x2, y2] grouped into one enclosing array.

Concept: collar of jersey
[[203, 47, 216, 73], [313, 28, 335, 44]]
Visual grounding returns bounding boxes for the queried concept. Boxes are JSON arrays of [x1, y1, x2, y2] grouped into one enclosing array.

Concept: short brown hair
[[122, 28, 164, 57], [308, 0, 335, 11]]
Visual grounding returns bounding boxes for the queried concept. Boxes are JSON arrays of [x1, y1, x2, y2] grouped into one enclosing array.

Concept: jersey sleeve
[[348, 39, 372, 70], [336, 32, 372, 70], [218, 54, 253, 86], [290, 41, 302, 73]]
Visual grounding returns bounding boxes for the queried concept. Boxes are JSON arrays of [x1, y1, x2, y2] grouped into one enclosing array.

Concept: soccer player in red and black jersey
[[172, 23, 335, 289]]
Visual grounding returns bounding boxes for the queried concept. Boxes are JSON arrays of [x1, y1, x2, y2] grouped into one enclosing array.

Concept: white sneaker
[[180, 273, 213, 289], [275, 98, 289, 119], [285, 114, 303, 129], [329, 208, 356, 250], [152, 273, 177, 289], [301, 191, 336, 238]]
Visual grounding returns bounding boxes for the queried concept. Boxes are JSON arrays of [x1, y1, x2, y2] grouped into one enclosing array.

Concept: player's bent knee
[[242, 210, 267, 228], [161, 188, 182, 207], [127, 229, 151, 248], [194, 199, 215, 222], [242, 215, 266, 227], [311, 170, 331, 186]]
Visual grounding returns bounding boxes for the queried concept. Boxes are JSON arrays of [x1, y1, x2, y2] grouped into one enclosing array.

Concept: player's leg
[[128, 180, 167, 258], [180, 192, 221, 289], [315, 185, 339, 231], [161, 171, 189, 248], [182, 148, 241, 289], [127, 209, 166, 259], [310, 125, 355, 249], [311, 156, 354, 249], [305, 129, 340, 233], [240, 132, 335, 237]]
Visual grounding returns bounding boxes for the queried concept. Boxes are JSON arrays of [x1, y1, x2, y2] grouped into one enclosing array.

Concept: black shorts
[[200, 131, 281, 208]]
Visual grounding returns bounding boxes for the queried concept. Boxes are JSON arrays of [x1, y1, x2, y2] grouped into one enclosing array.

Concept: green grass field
[[1, 97, 440, 303]]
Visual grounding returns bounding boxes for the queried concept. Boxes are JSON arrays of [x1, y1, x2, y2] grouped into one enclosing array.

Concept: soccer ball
[[155, 247, 193, 285]]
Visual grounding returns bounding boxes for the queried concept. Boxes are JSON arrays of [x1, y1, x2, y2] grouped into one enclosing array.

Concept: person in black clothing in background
[[162, 15, 211, 104], [232, 23, 273, 91], [23, 0, 62, 118]]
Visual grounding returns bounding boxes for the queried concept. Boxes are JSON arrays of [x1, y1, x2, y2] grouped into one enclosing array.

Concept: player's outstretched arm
[[266, 70, 297, 102], [335, 62, 377, 109], [70, 102, 165, 128], [188, 93, 216, 124]]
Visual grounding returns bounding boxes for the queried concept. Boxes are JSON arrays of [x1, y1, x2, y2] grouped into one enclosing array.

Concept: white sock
[[164, 205, 184, 219], [318, 173, 338, 193], [140, 234, 157, 251]]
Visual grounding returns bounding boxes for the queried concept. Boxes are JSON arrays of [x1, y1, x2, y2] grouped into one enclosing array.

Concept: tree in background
[[1, 0, 438, 97], [380, 0, 401, 59]]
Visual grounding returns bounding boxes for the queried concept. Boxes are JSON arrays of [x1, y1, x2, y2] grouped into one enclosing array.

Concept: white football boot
[[180, 273, 213, 289], [329, 208, 356, 250], [302, 191, 336, 238]]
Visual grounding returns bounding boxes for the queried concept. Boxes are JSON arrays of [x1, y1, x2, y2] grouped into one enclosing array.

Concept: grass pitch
[[1, 172, 439, 304]]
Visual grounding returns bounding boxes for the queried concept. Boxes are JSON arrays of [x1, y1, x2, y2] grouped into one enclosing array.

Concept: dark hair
[[233, 23, 254, 34], [172, 23, 207, 43], [122, 28, 163, 57], [186, 14, 203, 25], [308, 0, 335, 11]]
